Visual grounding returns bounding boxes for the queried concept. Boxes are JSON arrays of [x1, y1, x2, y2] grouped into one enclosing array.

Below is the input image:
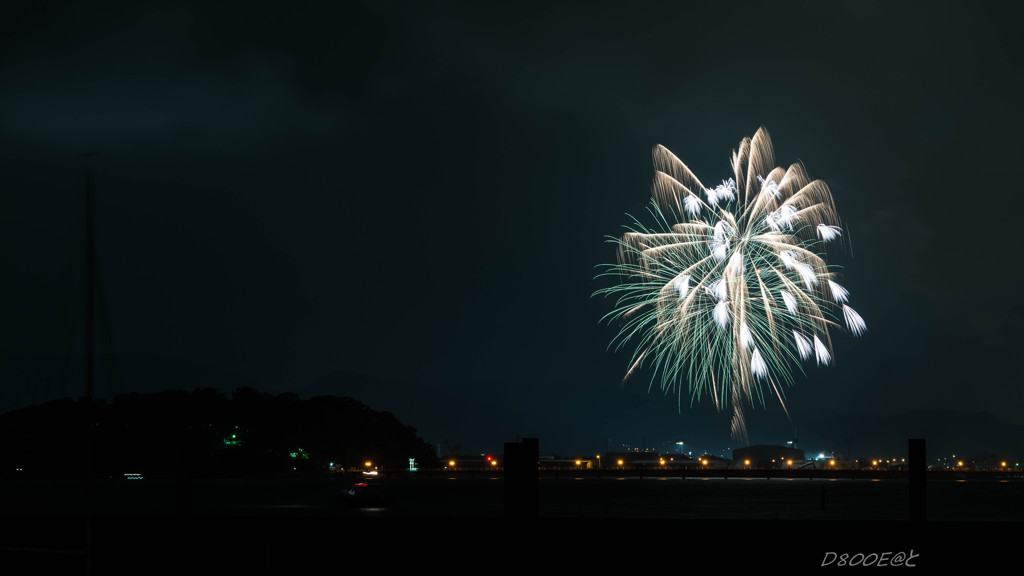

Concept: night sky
[[2, 0, 1022, 457]]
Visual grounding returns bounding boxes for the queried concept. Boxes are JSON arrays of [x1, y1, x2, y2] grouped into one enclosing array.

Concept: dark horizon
[[5, 378, 1022, 465]]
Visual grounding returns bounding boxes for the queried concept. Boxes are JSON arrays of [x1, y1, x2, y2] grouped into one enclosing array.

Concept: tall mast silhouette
[[82, 152, 97, 576], [81, 153, 119, 403], [83, 154, 96, 402]]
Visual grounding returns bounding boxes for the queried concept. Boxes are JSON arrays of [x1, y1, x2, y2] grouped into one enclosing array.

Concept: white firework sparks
[[843, 304, 867, 336], [827, 280, 849, 303], [794, 331, 814, 361], [817, 224, 842, 242], [596, 127, 866, 442]]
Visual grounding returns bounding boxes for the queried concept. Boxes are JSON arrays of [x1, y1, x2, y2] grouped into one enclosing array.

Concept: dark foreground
[[1, 477, 1020, 571]]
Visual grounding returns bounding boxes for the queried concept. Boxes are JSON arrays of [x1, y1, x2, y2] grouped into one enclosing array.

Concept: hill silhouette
[[0, 387, 438, 479], [293, 369, 538, 454]]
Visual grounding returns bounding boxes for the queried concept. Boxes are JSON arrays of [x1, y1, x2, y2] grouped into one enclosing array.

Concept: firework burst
[[595, 127, 865, 443]]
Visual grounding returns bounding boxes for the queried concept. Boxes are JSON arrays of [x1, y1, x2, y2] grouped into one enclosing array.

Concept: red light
[[486, 456, 492, 461]]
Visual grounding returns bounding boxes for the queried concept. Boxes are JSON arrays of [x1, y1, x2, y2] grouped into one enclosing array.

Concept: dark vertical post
[[503, 441, 522, 516], [503, 438, 538, 518], [85, 164, 95, 401], [503, 442, 519, 497], [82, 156, 97, 576], [523, 437, 538, 514], [177, 426, 193, 516], [909, 438, 926, 522]]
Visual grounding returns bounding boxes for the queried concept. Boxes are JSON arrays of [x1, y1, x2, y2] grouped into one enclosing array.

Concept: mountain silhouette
[[291, 369, 535, 455]]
